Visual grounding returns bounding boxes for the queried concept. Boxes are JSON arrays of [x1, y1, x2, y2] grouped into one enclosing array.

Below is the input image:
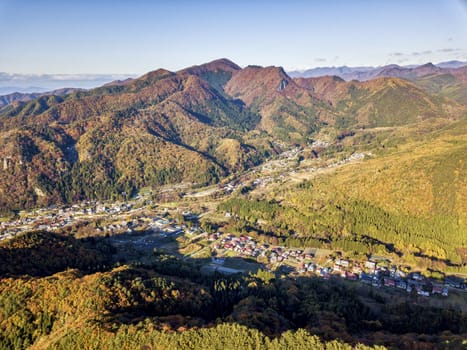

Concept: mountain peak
[[138, 68, 174, 81], [412, 62, 442, 76], [209, 58, 241, 70], [179, 58, 241, 76], [224, 65, 293, 100], [419, 62, 436, 68]]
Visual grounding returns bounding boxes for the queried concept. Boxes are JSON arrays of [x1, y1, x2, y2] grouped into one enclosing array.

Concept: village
[[1, 142, 466, 302], [0, 142, 368, 241], [1, 192, 466, 299], [204, 231, 465, 298]]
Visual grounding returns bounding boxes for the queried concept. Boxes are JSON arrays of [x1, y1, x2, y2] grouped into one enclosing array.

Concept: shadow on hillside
[[92, 230, 467, 346], [0, 231, 115, 278], [1, 229, 466, 348]]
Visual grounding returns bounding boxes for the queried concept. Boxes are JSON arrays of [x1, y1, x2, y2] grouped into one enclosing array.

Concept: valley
[[1, 58, 467, 349], [1, 131, 465, 292]]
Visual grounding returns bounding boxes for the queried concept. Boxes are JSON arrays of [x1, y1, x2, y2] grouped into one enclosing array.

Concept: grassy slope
[[412, 73, 467, 105], [214, 118, 466, 270], [275, 118, 467, 268]]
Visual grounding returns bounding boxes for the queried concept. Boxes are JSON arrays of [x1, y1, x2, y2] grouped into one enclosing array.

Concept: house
[[165, 225, 182, 235], [352, 264, 363, 274], [182, 211, 198, 220], [383, 278, 396, 287], [444, 277, 464, 289], [372, 279, 382, 288], [297, 263, 306, 273], [335, 259, 350, 268], [432, 285, 443, 295], [345, 271, 358, 281], [395, 269, 406, 279], [365, 261, 376, 270], [333, 264, 343, 272], [396, 280, 407, 290], [417, 290, 430, 297], [360, 273, 373, 285]]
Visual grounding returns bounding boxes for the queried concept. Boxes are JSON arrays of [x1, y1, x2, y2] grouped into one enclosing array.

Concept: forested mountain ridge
[[0, 58, 465, 213]]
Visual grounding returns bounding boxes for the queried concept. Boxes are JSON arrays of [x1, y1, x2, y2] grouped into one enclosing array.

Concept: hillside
[[295, 75, 462, 127], [0, 58, 465, 212], [0, 230, 465, 349], [219, 117, 467, 271], [224, 65, 331, 140], [0, 230, 113, 277], [0, 60, 270, 211], [411, 66, 467, 105]]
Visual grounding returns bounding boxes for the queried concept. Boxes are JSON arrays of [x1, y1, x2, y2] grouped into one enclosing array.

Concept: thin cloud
[[412, 50, 432, 56], [437, 48, 461, 53], [314, 58, 327, 62], [0, 73, 134, 83], [389, 52, 404, 57]]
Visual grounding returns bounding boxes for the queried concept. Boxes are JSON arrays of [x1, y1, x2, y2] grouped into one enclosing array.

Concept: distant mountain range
[[0, 88, 84, 108], [288, 60, 467, 80], [0, 58, 466, 211], [0, 73, 136, 96]]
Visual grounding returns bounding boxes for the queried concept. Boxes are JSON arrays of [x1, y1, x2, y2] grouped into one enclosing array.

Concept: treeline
[[49, 323, 386, 350]]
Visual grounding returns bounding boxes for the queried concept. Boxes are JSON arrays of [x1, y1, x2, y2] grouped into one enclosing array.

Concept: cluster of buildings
[[215, 234, 314, 263], [359, 271, 449, 297], [313, 258, 464, 297], [148, 216, 184, 237], [215, 234, 264, 257], [209, 233, 464, 298], [0, 201, 136, 240]]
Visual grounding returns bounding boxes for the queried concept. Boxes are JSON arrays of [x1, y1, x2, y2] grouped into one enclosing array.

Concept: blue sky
[[0, 0, 466, 74]]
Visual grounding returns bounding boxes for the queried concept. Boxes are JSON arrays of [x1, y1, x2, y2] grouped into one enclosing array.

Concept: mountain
[[0, 88, 84, 108], [224, 65, 332, 138], [373, 63, 444, 80], [295, 75, 460, 128], [288, 66, 375, 78], [0, 73, 135, 95], [0, 58, 465, 212], [288, 61, 467, 81], [436, 60, 467, 69], [0, 59, 276, 211], [290, 61, 467, 106], [410, 66, 467, 105]]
